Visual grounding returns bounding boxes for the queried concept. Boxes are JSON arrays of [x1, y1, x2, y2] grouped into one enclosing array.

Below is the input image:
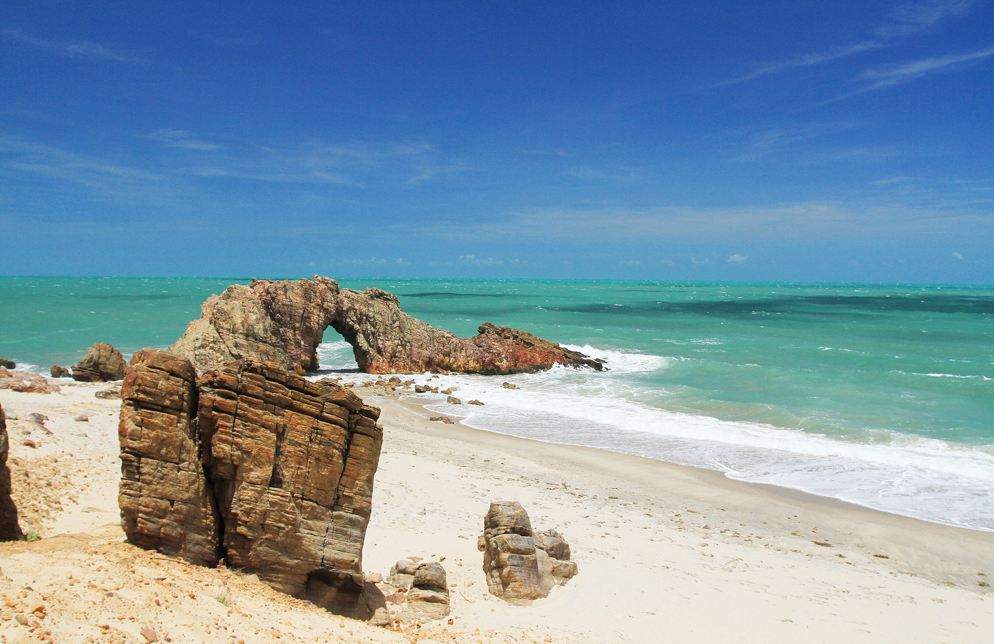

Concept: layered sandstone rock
[[171, 277, 603, 375], [118, 350, 220, 565], [198, 359, 383, 617], [1, 403, 21, 540], [73, 343, 126, 382], [118, 351, 384, 618], [478, 501, 577, 604]]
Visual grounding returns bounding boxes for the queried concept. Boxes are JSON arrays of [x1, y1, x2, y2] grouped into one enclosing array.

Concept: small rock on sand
[[446, 396, 461, 405], [501, 382, 518, 390], [429, 416, 455, 424], [468, 399, 484, 406]]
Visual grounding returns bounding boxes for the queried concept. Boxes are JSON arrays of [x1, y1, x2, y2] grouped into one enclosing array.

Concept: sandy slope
[[1, 380, 992, 642]]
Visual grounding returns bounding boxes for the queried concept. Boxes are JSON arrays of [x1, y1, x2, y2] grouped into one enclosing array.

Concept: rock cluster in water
[[118, 350, 384, 617], [478, 501, 577, 603], [171, 276, 603, 375]]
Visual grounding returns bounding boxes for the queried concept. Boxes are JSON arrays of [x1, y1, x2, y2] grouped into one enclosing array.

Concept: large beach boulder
[[0, 403, 21, 540], [118, 350, 220, 565], [0, 358, 15, 369], [73, 343, 126, 382], [171, 276, 603, 375], [478, 501, 577, 603], [118, 350, 384, 618]]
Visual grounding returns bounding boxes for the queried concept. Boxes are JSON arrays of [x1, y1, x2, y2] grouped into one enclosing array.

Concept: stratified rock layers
[[172, 277, 602, 375], [198, 360, 383, 616], [118, 350, 220, 565], [479, 501, 577, 604], [1, 403, 21, 540], [118, 350, 383, 616]]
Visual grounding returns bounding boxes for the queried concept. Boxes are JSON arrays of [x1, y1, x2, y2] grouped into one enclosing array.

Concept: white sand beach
[[1, 380, 992, 642]]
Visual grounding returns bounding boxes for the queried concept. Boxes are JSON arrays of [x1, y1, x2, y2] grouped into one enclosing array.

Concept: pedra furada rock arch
[[171, 276, 604, 375]]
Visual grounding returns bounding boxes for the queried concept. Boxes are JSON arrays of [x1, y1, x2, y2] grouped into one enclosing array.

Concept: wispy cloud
[[726, 253, 748, 264], [1, 28, 147, 64], [733, 121, 862, 160], [458, 254, 525, 267], [717, 0, 977, 86], [717, 41, 882, 87], [185, 139, 446, 186], [875, 0, 977, 38], [0, 134, 172, 198], [411, 201, 992, 245], [146, 129, 220, 151], [860, 45, 994, 89], [560, 165, 646, 183]]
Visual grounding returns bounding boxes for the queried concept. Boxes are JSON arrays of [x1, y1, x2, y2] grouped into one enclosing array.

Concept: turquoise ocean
[[2, 277, 992, 530]]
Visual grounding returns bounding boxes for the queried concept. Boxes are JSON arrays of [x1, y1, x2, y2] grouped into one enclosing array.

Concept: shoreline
[[1, 380, 992, 641], [378, 391, 994, 586], [435, 400, 994, 535]]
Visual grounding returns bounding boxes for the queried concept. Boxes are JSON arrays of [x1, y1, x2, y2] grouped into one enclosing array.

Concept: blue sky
[[2, 1, 993, 282]]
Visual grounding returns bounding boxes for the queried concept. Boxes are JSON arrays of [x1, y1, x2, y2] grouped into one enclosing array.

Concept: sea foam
[[316, 341, 994, 531]]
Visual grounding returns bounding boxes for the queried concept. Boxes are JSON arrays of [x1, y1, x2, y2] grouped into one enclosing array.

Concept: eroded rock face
[[118, 350, 384, 618], [171, 277, 602, 375], [172, 277, 341, 375], [478, 501, 577, 604], [1, 403, 21, 540], [118, 350, 220, 565], [198, 359, 383, 617], [73, 343, 126, 382]]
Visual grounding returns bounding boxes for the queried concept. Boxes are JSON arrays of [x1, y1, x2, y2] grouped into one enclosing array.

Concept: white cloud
[[860, 45, 994, 89], [186, 139, 447, 186], [726, 253, 748, 264], [0, 133, 172, 198], [952, 251, 965, 260], [875, 0, 977, 38], [458, 254, 524, 267], [2, 28, 147, 64], [717, 0, 978, 86], [407, 200, 994, 246], [717, 41, 881, 87], [146, 129, 220, 151]]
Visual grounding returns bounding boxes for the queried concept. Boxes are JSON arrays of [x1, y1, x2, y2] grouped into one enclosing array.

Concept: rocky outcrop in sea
[[171, 276, 603, 375]]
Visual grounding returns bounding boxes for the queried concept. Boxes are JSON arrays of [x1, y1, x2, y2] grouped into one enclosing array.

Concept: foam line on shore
[[322, 340, 994, 531]]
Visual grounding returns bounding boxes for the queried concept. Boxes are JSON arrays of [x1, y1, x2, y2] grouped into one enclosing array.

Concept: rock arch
[[171, 277, 603, 375]]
